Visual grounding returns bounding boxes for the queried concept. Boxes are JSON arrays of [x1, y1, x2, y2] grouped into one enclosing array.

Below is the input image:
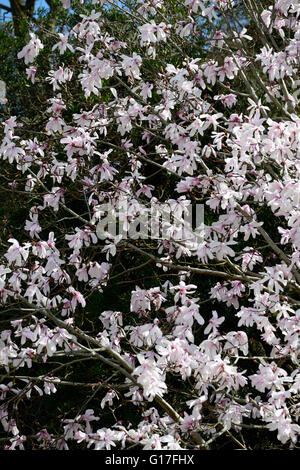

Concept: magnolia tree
[[0, 0, 300, 450]]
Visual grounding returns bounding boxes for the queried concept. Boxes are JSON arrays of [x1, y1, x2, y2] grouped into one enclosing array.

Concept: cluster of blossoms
[[0, 0, 300, 450]]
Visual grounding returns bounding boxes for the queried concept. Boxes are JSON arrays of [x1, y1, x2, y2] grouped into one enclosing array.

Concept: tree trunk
[[9, 0, 35, 37]]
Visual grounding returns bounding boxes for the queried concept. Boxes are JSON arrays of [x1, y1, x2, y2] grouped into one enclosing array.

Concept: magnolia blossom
[[52, 33, 74, 54], [1, 0, 300, 451], [17, 33, 44, 64], [204, 311, 225, 336], [170, 281, 197, 304], [5, 239, 30, 266], [26, 66, 37, 84], [67, 287, 86, 311]]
